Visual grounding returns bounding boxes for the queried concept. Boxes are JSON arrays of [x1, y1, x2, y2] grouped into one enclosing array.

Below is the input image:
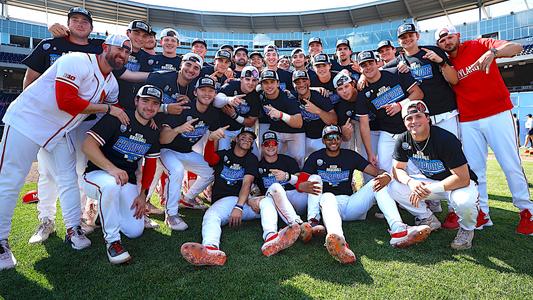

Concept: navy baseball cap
[[292, 70, 309, 82], [220, 44, 234, 51], [377, 40, 394, 51], [357, 50, 377, 64], [312, 53, 330, 65], [137, 85, 163, 103], [262, 131, 278, 142], [238, 127, 257, 139], [336, 39, 351, 50], [215, 49, 232, 61], [195, 76, 216, 90], [240, 66, 260, 79], [234, 46, 249, 56], [279, 55, 289, 61], [308, 37, 322, 45], [250, 51, 263, 59], [68, 7, 92, 24], [192, 38, 207, 48], [260, 69, 279, 82], [291, 48, 305, 57], [322, 125, 341, 138], [397, 23, 417, 38], [128, 20, 151, 33]]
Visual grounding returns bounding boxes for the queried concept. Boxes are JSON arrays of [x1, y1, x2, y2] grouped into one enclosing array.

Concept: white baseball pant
[[82, 171, 144, 243], [388, 176, 479, 230], [306, 175, 405, 238], [258, 123, 270, 147], [460, 110, 532, 214], [263, 183, 308, 225], [273, 131, 306, 168], [159, 148, 214, 217], [305, 137, 324, 158], [431, 110, 459, 138]]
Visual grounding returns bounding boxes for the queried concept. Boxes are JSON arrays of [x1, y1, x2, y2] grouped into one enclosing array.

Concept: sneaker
[[180, 243, 227, 266], [144, 216, 160, 229], [165, 215, 188, 231], [106, 240, 131, 264], [516, 209, 533, 236], [476, 209, 493, 230], [442, 212, 460, 230], [0, 240, 17, 270], [147, 202, 164, 215], [451, 227, 474, 250], [178, 198, 209, 210], [427, 200, 443, 213], [390, 225, 431, 248], [299, 222, 313, 243], [309, 218, 326, 237], [80, 219, 96, 235], [65, 226, 91, 250], [325, 233, 356, 264], [28, 218, 55, 244], [415, 214, 442, 231], [261, 224, 301, 257]]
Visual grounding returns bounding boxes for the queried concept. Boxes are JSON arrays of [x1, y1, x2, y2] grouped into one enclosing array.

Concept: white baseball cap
[[182, 52, 204, 67], [401, 100, 430, 120], [104, 34, 131, 50], [435, 25, 459, 42], [333, 72, 353, 89]]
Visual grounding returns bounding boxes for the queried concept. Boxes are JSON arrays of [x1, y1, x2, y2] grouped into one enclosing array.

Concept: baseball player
[[292, 70, 337, 156], [263, 45, 293, 91], [435, 25, 533, 235], [148, 28, 182, 72], [201, 49, 232, 91], [259, 69, 305, 167], [213, 66, 261, 155], [332, 39, 360, 81], [143, 30, 157, 55], [524, 114, 533, 149], [277, 55, 291, 71], [233, 47, 249, 78], [158, 76, 227, 230], [376, 40, 397, 64], [355, 50, 424, 173], [308, 53, 341, 105], [250, 51, 265, 73], [297, 125, 431, 264], [388, 100, 480, 249], [290, 48, 307, 72], [81, 84, 162, 264], [191, 38, 211, 67], [180, 128, 301, 266], [0, 34, 131, 270], [307, 37, 324, 59]]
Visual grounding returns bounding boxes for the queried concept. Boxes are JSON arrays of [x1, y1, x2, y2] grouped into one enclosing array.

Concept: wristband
[[231, 112, 238, 119], [288, 174, 298, 186], [234, 204, 244, 211], [426, 182, 445, 194], [162, 104, 169, 114], [235, 116, 245, 124], [280, 112, 291, 123], [106, 104, 111, 114], [284, 172, 290, 182]]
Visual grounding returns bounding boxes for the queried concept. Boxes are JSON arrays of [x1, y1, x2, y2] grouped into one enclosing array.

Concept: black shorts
[[528, 128, 533, 135]]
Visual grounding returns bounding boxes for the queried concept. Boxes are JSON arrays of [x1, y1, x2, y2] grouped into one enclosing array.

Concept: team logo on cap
[[134, 21, 149, 31], [145, 87, 161, 98]]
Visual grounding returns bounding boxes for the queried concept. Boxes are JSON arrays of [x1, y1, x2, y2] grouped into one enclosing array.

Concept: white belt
[[430, 109, 458, 125]]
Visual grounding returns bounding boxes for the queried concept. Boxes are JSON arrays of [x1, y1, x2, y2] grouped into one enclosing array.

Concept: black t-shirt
[[308, 69, 342, 105], [303, 148, 369, 195], [22, 37, 104, 73], [200, 65, 228, 91], [147, 54, 182, 72], [335, 98, 358, 124], [218, 80, 260, 131], [393, 126, 477, 182], [114, 49, 154, 111], [331, 61, 361, 81], [257, 154, 300, 194], [276, 68, 294, 91], [296, 90, 334, 139], [355, 68, 417, 134], [146, 70, 196, 104], [160, 100, 219, 153], [212, 149, 259, 201], [385, 46, 456, 115], [260, 91, 303, 133], [85, 111, 160, 184]]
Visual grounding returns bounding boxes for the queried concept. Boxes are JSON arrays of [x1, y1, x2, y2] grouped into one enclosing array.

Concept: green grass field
[[1, 160, 532, 299]]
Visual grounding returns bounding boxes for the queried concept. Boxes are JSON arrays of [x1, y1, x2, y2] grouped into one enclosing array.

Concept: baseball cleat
[[65, 226, 91, 250], [450, 227, 474, 250], [475, 209, 493, 230], [442, 211, 460, 230], [106, 240, 131, 265], [22, 190, 39, 204], [390, 225, 431, 248], [144, 216, 160, 229], [261, 223, 301, 257], [29, 217, 55, 244], [415, 214, 441, 231], [325, 233, 356, 264], [180, 243, 226, 266], [0, 240, 17, 271], [299, 222, 313, 243], [516, 209, 533, 236], [179, 198, 209, 210], [165, 214, 188, 231], [309, 218, 326, 237]]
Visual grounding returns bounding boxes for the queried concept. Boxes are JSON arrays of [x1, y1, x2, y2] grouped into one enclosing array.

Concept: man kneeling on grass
[[180, 127, 301, 266], [82, 85, 162, 264]]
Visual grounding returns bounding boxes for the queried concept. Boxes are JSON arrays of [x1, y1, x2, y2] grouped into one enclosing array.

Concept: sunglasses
[[262, 140, 278, 147], [324, 134, 341, 141]]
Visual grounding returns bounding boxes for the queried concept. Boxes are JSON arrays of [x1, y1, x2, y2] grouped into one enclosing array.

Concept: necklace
[[177, 83, 189, 98], [412, 134, 430, 156]]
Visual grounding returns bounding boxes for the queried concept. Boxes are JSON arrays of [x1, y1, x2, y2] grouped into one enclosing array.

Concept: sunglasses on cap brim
[[262, 140, 278, 147], [323, 134, 341, 141]]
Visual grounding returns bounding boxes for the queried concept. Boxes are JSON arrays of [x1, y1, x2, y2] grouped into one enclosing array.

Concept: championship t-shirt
[[276, 68, 294, 92], [147, 54, 182, 72], [308, 69, 341, 105], [296, 90, 334, 139], [218, 80, 261, 131], [212, 149, 259, 201], [146, 70, 197, 104], [303, 148, 369, 195], [257, 154, 300, 194], [85, 110, 160, 184], [114, 49, 154, 111], [260, 91, 304, 134], [393, 126, 477, 182]]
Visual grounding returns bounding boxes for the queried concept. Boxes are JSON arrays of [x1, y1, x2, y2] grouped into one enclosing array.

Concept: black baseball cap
[[291, 48, 305, 57], [250, 51, 263, 59], [234, 46, 249, 56], [322, 125, 341, 138], [357, 50, 377, 64], [377, 40, 394, 51], [260, 69, 279, 82], [312, 53, 330, 65], [215, 49, 232, 61], [220, 44, 234, 51], [238, 127, 257, 139], [68, 7, 93, 24], [336, 39, 351, 50], [137, 85, 163, 103], [128, 20, 151, 34], [279, 55, 289, 61], [397, 23, 417, 38], [308, 37, 322, 45], [262, 131, 278, 143], [195, 76, 216, 90], [192, 38, 207, 48], [292, 70, 309, 82]]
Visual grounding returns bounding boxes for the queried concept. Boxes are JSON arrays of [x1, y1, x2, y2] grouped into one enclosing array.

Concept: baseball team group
[[0, 6, 531, 270]]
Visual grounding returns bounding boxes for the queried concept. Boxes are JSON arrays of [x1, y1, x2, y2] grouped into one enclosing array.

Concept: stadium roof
[[5, 0, 506, 32]]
